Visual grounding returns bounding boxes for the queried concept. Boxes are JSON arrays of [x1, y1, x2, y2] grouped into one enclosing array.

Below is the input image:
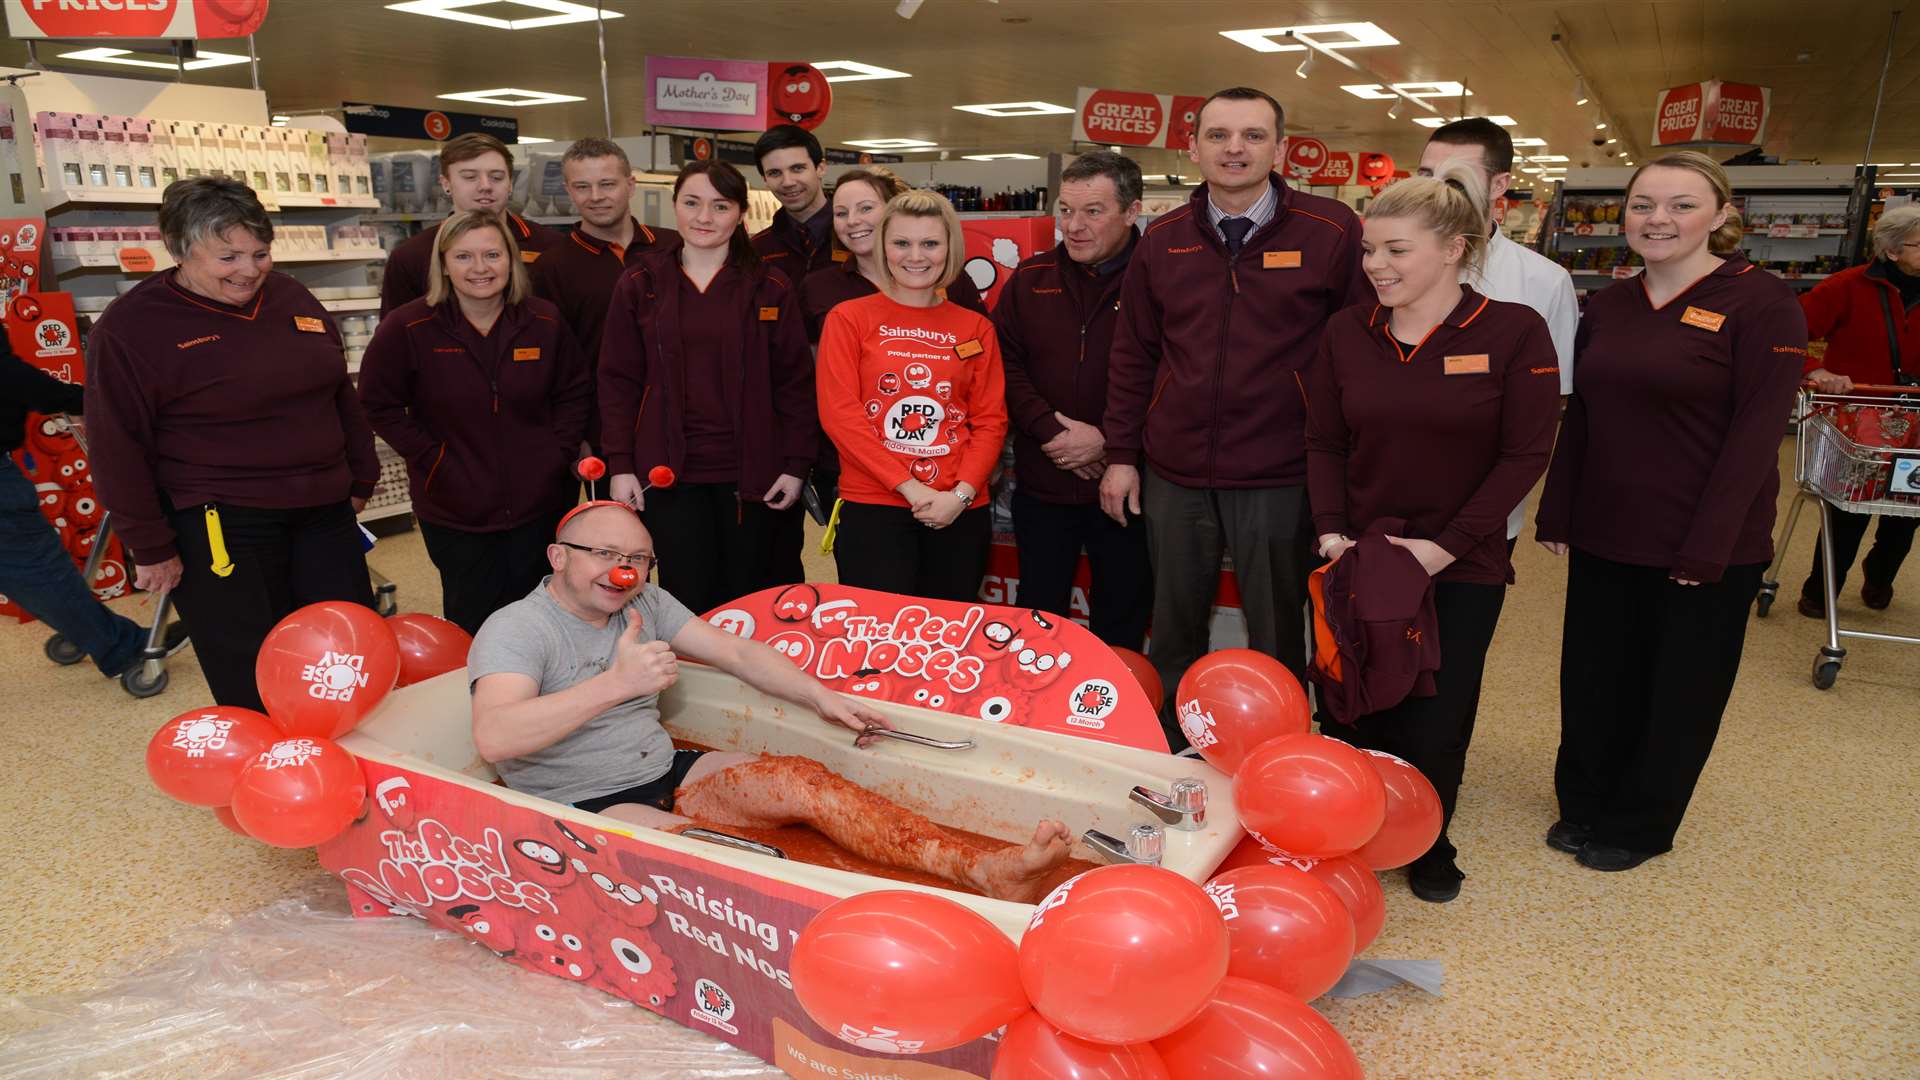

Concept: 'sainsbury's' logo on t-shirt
[[876, 324, 957, 346]]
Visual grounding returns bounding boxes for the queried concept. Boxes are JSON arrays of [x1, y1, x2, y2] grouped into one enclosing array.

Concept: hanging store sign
[[1072, 86, 1207, 150], [646, 56, 769, 132], [341, 102, 516, 143], [2, 0, 269, 39], [1652, 79, 1771, 147]]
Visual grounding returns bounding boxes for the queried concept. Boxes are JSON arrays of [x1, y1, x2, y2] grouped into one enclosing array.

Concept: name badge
[[758, 306, 780, 322], [513, 346, 540, 362], [1681, 306, 1726, 332], [292, 315, 326, 333], [1263, 250, 1302, 269], [1444, 353, 1491, 375], [954, 338, 984, 360], [520, 250, 541, 263]]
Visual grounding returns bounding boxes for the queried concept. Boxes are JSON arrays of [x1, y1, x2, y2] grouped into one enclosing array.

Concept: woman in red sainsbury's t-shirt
[[816, 190, 1008, 602]]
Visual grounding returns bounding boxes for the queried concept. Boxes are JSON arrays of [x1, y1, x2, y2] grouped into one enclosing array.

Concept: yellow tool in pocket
[[205, 506, 235, 578], [819, 498, 844, 556]]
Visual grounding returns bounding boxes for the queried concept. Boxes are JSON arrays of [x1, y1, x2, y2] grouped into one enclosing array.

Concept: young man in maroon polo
[[379, 133, 559, 317], [1100, 87, 1370, 744], [750, 125, 833, 279], [996, 149, 1150, 648]]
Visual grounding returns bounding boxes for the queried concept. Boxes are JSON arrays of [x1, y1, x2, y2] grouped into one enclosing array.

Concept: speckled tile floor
[[2, 444, 1915, 1078]]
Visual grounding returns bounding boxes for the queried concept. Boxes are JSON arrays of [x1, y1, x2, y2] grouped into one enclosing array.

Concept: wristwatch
[[952, 488, 974, 507]]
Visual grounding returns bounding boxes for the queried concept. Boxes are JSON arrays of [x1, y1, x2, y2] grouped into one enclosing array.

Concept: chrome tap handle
[[1129, 777, 1208, 831]]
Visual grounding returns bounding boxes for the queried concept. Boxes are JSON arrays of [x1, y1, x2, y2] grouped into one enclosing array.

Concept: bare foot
[[967, 820, 1073, 902]]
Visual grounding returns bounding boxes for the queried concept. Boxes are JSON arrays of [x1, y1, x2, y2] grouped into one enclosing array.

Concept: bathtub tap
[[1083, 823, 1166, 866], [1130, 777, 1209, 831]]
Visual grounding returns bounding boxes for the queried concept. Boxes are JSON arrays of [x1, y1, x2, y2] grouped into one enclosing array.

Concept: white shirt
[[1206, 179, 1279, 242], [1466, 230, 1579, 538]]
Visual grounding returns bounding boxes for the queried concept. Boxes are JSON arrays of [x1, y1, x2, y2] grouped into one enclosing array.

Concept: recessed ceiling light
[[811, 60, 912, 83], [385, 0, 620, 29], [1511, 137, 1548, 147], [1521, 167, 1543, 174], [437, 87, 585, 107], [1573, 77, 1590, 106], [1594, 121, 1608, 130], [516, 135, 553, 144], [962, 153, 1041, 161], [1523, 154, 1569, 162], [1340, 82, 1471, 100], [1605, 138, 1618, 145], [846, 138, 938, 149], [953, 101, 1073, 117], [1413, 115, 1516, 128], [271, 114, 290, 126], [1219, 21, 1399, 53], [59, 47, 250, 71]]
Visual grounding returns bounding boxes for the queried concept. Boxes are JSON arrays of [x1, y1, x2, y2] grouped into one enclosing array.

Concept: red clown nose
[[608, 566, 640, 589]]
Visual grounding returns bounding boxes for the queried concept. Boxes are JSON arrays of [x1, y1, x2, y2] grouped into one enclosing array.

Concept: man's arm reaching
[[471, 619, 678, 762], [670, 617, 893, 746]]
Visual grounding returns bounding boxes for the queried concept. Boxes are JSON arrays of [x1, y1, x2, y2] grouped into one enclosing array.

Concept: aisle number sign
[[1653, 79, 1771, 147], [1073, 86, 1207, 150], [2, 0, 270, 39]]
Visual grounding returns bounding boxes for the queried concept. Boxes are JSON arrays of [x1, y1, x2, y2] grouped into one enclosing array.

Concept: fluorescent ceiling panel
[[1220, 21, 1399, 53], [811, 60, 912, 83], [385, 0, 621, 29]]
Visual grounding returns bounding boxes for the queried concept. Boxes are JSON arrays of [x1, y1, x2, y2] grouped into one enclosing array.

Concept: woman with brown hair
[[799, 166, 985, 343], [1536, 151, 1807, 872], [359, 209, 591, 635], [597, 161, 818, 616]]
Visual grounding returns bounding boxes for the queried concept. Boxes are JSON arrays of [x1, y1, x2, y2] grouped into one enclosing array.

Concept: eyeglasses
[[556, 542, 658, 571]]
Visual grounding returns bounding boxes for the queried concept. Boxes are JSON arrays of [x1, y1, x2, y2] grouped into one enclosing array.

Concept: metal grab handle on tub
[[865, 727, 975, 750], [681, 828, 787, 859]]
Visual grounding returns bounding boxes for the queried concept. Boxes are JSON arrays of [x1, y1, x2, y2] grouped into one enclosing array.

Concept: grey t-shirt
[[467, 577, 696, 803]]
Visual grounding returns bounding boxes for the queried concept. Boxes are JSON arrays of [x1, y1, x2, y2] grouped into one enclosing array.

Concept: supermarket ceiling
[[10, 0, 1919, 178]]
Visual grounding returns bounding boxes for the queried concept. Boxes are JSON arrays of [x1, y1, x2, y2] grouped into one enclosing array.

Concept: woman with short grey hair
[[1792, 202, 1920, 618], [83, 177, 382, 710]]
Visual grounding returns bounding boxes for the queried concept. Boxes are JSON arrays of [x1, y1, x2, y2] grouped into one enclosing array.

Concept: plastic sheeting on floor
[[0, 876, 782, 1079]]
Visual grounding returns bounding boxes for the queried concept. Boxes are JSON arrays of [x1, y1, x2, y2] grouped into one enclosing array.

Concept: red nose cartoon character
[[373, 774, 417, 829], [934, 379, 952, 401], [1009, 638, 1072, 692], [591, 932, 679, 1011], [767, 630, 816, 668], [767, 63, 832, 130], [909, 686, 950, 711], [845, 668, 894, 699], [899, 411, 928, 434], [511, 913, 597, 983], [511, 836, 578, 888], [582, 867, 661, 928], [811, 598, 858, 638], [878, 372, 901, 396], [446, 902, 515, 954], [91, 558, 128, 598], [909, 459, 940, 483], [865, 399, 883, 419], [904, 362, 933, 389], [67, 494, 102, 528], [772, 583, 819, 623]]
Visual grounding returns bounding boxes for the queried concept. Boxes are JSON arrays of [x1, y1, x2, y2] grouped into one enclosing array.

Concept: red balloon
[[792, 891, 1026, 1055], [228, 737, 367, 848], [647, 465, 677, 489], [212, 805, 249, 837], [1205, 866, 1354, 1001], [1212, 833, 1315, 876], [1112, 647, 1164, 712], [577, 455, 606, 481], [1152, 977, 1363, 1080], [255, 601, 401, 739], [145, 706, 282, 807], [1233, 734, 1386, 859], [1304, 855, 1385, 954], [993, 1011, 1170, 1079], [1350, 750, 1443, 870], [1173, 649, 1310, 773], [1019, 865, 1229, 1045], [387, 613, 473, 688]]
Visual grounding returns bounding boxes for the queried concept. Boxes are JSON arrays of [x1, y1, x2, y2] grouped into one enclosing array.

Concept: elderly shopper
[[85, 177, 380, 709], [1794, 204, 1920, 617]]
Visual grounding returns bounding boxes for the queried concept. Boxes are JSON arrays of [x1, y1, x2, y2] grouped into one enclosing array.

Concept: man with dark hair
[[379, 133, 559, 317], [1100, 87, 1370, 746], [531, 138, 679, 453], [750, 124, 833, 276], [995, 150, 1151, 648]]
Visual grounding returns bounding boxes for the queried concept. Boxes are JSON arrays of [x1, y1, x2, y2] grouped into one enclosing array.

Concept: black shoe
[[1407, 856, 1464, 903], [104, 623, 189, 679], [1546, 821, 1592, 854], [1797, 594, 1826, 619], [1575, 843, 1657, 872], [1862, 581, 1893, 610]]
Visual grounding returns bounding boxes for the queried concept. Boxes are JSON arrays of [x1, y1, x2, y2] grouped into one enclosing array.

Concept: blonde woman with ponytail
[[1305, 158, 1562, 903], [1535, 151, 1807, 874]]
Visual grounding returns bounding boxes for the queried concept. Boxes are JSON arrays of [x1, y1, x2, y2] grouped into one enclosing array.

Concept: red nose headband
[[555, 498, 638, 537]]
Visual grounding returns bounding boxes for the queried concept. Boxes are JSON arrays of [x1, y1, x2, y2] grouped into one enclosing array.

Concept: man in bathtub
[[468, 502, 1074, 903]]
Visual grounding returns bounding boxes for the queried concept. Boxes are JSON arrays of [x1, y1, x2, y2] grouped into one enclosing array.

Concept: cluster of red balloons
[[145, 603, 472, 849], [790, 864, 1365, 1078]]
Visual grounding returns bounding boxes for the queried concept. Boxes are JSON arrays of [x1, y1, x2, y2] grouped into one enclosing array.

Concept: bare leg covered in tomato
[[596, 753, 1073, 903]]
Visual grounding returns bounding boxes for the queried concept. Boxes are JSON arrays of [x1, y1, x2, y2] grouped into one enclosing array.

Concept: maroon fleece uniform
[[355, 296, 590, 532], [1536, 257, 1809, 583], [751, 204, 834, 280], [83, 272, 379, 564], [379, 211, 558, 317], [1306, 288, 1562, 586], [1105, 175, 1372, 489], [530, 219, 680, 360]]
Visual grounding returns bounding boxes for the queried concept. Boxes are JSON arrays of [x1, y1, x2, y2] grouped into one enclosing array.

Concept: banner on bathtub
[[703, 585, 1169, 753], [317, 760, 1000, 1076]]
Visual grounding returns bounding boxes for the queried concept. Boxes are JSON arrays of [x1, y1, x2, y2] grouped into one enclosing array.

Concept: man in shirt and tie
[[1100, 87, 1371, 747]]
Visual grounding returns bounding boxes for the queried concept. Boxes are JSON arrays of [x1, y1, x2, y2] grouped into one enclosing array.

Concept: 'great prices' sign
[[1653, 79, 1771, 147], [1073, 86, 1206, 150], [2, 0, 269, 39]]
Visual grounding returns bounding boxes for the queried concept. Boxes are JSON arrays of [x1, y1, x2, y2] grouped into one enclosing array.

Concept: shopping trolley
[[1756, 385, 1920, 689], [39, 415, 177, 698]]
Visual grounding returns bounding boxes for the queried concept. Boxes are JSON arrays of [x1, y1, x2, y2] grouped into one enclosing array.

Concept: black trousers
[[1556, 549, 1764, 854], [642, 482, 803, 616], [166, 500, 374, 710], [1320, 580, 1506, 867], [833, 500, 990, 603], [1800, 506, 1917, 600], [1011, 490, 1153, 650], [419, 510, 565, 636]]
